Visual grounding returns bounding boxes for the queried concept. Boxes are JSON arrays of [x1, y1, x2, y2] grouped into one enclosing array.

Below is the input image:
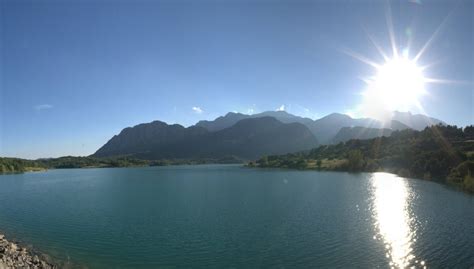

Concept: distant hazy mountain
[[196, 110, 443, 144], [391, 111, 445, 130], [389, 120, 411, 131], [196, 111, 378, 144], [195, 111, 313, 132], [94, 117, 318, 160], [332, 126, 393, 144], [308, 113, 380, 144]]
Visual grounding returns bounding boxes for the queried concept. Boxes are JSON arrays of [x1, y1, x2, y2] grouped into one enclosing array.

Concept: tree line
[[252, 125, 474, 193], [0, 155, 245, 174]]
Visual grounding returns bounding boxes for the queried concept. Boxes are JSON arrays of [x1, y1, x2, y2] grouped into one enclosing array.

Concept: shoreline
[[249, 163, 474, 194], [0, 156, 246, 175], [0, 233, 56, 269]]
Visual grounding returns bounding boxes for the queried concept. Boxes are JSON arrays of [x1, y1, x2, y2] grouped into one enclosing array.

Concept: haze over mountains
[[195, 110, 441, 144], [93, 111, 445, 161]]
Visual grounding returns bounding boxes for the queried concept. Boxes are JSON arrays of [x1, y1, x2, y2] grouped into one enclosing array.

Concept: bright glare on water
[[370, 173, 425, 269]]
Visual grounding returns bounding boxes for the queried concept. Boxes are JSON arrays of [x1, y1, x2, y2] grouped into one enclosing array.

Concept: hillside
[[93, 121, 208, 157], [392, 111, 445, 130], [253, 125, 474, 192], [93, 117, 318, 160], [195, 111, 314, 132], [332, 126, 393, 144], [196, 110, 443, 144]]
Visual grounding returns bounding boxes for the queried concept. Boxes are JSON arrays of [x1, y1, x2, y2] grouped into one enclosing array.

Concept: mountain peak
[[393, 110, 413, 116], [326, 112, 352, 119], [94, 116, 318, 160], [94, 109, 446, 160], [224, 112, 245, 117], [391, 111, 444, 130]]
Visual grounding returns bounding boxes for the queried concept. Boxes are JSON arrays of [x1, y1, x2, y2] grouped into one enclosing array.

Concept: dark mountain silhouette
[[93, 117, 318, 160], [195, 112, 249, 132], [94, 110, 445, 161], [332, 126, 393, 144], [93, 121, 208, 157]]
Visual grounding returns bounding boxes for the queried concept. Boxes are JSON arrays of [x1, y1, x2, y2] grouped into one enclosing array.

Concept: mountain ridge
[[196, 110, 444, 144], [93, 117, 318, 160], [93, 110, 445, 161]]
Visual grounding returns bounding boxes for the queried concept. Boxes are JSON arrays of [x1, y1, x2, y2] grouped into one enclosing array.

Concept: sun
[[341, 4, 453, 121], [365, 56, 426, 111]]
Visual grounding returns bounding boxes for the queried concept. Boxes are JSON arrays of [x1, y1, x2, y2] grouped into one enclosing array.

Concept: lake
[[0, 165, 473, 268]]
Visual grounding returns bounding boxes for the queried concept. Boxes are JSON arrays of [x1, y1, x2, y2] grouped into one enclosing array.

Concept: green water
[[0, 165, 472, 268]]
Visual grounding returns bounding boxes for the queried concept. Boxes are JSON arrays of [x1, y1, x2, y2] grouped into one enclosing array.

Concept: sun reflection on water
[[370, 173, 425, 269]]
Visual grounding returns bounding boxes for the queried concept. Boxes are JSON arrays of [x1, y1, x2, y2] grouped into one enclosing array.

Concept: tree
[[257, 155, 269, 167], [347, 150, 364, 171], [295, 158, 307, 169], [316, 159, 322, 169]]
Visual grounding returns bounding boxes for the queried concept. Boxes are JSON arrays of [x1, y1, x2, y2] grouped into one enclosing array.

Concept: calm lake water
[[0, 165, 473, 268]]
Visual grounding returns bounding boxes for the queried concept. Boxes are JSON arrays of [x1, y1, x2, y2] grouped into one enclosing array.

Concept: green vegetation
[[254, 125, 474, 193], [0, 158, 39, 173], [0, 156, 149, 173], [448, 161, 474, 193], [0, 155, 245, 174]]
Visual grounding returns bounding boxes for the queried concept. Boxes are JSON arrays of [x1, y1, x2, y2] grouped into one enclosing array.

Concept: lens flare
[[341, 3, 457, 120]]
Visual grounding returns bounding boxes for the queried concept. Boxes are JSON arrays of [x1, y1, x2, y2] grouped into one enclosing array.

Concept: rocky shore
[[0, 234, 56, 269]]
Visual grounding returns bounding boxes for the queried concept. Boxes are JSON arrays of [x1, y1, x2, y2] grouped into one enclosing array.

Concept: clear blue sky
[[1, 0, 472, 159]]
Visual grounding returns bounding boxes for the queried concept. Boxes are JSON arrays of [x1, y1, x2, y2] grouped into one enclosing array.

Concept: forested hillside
[[253, 125, 474, 192]]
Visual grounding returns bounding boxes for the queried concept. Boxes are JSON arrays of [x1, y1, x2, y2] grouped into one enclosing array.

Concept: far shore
[[5, 161, 472, 195], [0, 156, 246, 174]]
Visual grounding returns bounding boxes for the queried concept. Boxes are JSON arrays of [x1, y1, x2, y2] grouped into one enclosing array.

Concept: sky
[[1, 0, 473, 159]]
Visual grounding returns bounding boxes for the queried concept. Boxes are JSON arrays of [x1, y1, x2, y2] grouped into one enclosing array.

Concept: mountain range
[[195, 110, 441, 144], [93, 111, 445, 161]]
